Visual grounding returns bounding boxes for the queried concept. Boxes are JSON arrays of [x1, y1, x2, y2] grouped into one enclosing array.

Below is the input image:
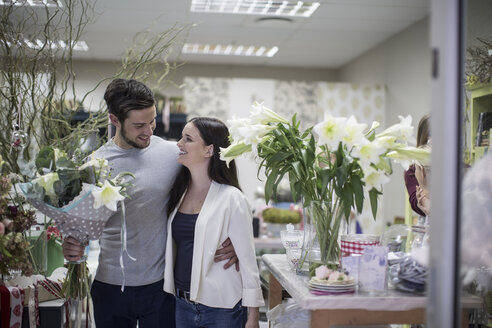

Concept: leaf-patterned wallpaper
[[183, 77, 230, 119]]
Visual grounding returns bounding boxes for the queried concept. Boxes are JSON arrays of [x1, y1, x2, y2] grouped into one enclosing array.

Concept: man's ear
[[109, 113, 120, 127]]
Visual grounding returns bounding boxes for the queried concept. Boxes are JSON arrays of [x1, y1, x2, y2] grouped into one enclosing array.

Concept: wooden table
[[262, 254, 482, 327]]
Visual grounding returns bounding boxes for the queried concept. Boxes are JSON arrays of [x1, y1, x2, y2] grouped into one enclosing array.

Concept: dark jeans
[[91, 279, 175, 328], [175, 296, 247, 328]]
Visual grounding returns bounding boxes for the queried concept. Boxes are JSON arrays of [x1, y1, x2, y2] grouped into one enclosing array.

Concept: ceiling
[[76, 0, 430, 68]]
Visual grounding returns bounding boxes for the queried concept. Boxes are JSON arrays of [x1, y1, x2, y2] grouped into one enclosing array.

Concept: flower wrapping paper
[[19, 183, 112, 243]]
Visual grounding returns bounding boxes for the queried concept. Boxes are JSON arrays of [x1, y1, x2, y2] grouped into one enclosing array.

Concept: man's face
[[116, 106, 156, 149]]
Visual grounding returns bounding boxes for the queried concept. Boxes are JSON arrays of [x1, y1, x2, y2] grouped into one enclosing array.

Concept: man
[[63, 79, 238, 328]]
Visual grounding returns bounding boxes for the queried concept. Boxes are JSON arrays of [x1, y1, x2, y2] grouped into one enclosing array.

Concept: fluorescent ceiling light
[[182, 43, 278, 58], [0, 0, 62, 7], [190, 0, 320, 17], [4, 39, 89, 51]]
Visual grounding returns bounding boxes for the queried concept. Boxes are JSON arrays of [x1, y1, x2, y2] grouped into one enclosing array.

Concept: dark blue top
[[172, 211, 198, 292]]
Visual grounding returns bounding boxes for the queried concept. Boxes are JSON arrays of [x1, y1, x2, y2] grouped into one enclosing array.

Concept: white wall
[[71, 61, 338, 111], [339, 17, 432, 225]]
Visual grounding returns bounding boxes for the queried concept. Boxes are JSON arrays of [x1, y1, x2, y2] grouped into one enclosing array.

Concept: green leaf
[[56, 157, 76, 169], [291, 161, 303, 180], [35, 146, 55, 172], [269, 151, 292, 163], [341, 185, 353, 219], [335, 142, 344, 167], [351, 175, 364, 213], [369, 188, 380, 219]]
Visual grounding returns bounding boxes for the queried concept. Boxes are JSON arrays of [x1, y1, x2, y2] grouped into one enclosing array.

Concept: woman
[[404, 114, 431, 217], [164, 117, 264, 328]]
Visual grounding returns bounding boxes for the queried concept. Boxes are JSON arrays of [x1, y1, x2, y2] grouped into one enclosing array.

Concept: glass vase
[[296, 200, 345, 276], [27, 228, 48, 275]]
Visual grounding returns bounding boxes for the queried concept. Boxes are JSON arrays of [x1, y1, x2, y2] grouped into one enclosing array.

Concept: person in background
[[62, 79, 239, 328], [164, 117, 264, 328], [404, 114, 431, 218]]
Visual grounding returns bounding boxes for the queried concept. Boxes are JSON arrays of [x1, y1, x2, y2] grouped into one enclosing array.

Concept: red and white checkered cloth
[[341, 239, 380, 256]]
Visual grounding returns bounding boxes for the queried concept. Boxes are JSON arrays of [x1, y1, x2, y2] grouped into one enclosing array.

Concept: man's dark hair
[[104, 78, 155, 122]]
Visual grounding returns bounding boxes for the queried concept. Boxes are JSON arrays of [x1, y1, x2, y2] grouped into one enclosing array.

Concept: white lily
[[250, 101, 288, 125], [91, 180, 125, 211], [376, 115, 414, 143], [386, 146, 431, 170], [79, 158, 109, 171], [313, 116, 348, 149], [363, 166, 390, 191], [219, 142, 252, 167], [351, 140, 386, 170], [236, 124, 276, 146], [33, 172, 59, 197], [366, 121, 380, 135], [373, 135, 397, 151], [228, 116, 252, 142], [341, 116, 367, 148]]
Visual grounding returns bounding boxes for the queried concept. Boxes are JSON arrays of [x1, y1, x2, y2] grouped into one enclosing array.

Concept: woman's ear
[[205, 144, 214, 158]]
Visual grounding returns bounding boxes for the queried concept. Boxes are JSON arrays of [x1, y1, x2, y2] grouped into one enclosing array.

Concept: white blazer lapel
[[190, 181, 221, 298]]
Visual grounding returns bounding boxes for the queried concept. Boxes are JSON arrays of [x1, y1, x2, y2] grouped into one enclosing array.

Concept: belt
[[176, 289, 195, 303]]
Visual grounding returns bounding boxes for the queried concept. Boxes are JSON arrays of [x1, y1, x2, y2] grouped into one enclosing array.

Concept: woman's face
[[177, 122, 212, 169]]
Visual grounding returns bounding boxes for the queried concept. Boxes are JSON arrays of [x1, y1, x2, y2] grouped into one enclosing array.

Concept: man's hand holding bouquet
[[17, 146, 134, 300]]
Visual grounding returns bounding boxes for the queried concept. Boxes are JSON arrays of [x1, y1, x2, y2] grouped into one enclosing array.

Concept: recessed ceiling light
[[182, 43, 278, 58], [0, 0, 62, 7], [190, 0, 320, 17], [3, 39, 89, 51]]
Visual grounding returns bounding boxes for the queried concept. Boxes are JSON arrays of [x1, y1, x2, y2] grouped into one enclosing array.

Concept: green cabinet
[[467, 82, 492, 163]]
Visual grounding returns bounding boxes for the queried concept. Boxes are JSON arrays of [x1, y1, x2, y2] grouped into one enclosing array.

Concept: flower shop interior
[[1, 0, 491, 327]]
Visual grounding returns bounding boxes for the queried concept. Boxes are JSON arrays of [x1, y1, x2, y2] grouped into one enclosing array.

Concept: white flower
[[33, 172, 59, 197], [219, 142, 252, 167], [386, 146, 431, 170], [313, 116, 347, 149], [250, 101, 288, 125], [376, 115, 414, 143], [351, 140, 386, 170], [373, 135, 396, 151], [228, 116, 252, 142], [236, 124, 276, 146], [341, 116, 367, 148], [363, 166, 390, 191], [91, 180, 125, 211], [79, 158, 109, 171], [366, 121, 380, 135]]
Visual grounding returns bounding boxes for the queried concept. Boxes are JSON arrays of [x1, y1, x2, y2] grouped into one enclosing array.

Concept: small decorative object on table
[[308, 265, 356, 295], [280, 223, 304, 270], [16, 146, 134, 302], [358, 245, 388, 295], [221, 102, 430, 277]]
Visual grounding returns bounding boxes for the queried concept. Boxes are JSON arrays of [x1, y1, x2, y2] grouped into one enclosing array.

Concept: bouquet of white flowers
[[17, 146, 133, 299], [221, 102, 430, 273]]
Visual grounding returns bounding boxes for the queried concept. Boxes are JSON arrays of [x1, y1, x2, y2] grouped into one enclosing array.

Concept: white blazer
[[164, 181, 265, 309]]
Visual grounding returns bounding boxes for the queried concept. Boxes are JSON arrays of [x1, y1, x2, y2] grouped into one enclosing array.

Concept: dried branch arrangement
[[466, 37, 492, 86], [0, 1, 190, 174]]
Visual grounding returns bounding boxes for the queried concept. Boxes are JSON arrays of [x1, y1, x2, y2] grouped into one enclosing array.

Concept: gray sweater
[[93, 136, 181, 286]]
